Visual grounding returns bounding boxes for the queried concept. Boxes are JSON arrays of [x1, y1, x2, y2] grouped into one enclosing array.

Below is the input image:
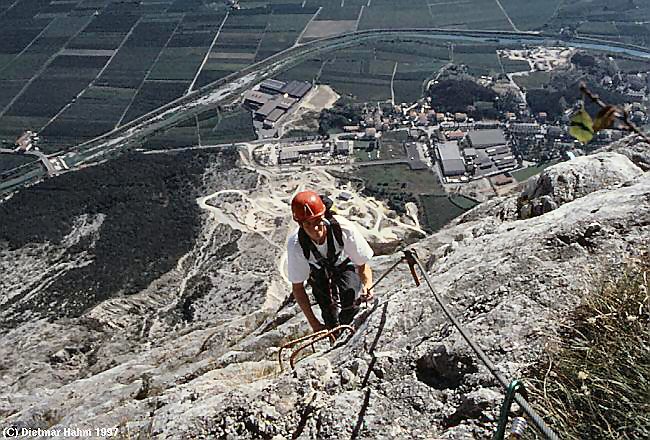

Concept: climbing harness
[[278, 250, 421, 370]]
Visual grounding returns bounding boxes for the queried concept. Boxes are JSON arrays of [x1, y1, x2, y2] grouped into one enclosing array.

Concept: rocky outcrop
[[1, 139, 648, 439], [518, 152, 642, 219], [596, 135, 650, 171]]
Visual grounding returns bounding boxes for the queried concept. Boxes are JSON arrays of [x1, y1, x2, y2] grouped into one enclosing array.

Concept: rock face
[[518, 152, 642, 219], [1, 138, 649, 439]]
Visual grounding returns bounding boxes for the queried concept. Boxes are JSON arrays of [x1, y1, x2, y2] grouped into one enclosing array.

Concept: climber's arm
[[292, 282, 325, 332]]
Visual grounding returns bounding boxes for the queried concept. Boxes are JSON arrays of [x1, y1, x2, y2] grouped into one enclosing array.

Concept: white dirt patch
[[498, 46, 574, 72], [280, 85, 340, 134]]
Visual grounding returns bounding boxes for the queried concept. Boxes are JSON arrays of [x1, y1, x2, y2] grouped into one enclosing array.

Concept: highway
[[0, 148, 56, 174], [2, 27, 650, 196]]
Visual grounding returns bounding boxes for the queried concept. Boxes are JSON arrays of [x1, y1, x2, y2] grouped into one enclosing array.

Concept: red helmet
[[291, 190, 325, 223]]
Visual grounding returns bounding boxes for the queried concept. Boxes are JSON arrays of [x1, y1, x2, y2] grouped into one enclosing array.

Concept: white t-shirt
[[287, 215, 374, 284]]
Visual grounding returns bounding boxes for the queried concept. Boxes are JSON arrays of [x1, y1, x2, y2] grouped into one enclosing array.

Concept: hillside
[[1, 136, 649, 438]]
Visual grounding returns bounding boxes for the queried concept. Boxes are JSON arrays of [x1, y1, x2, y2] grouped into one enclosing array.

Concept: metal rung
[[278, 325, 355, 371]]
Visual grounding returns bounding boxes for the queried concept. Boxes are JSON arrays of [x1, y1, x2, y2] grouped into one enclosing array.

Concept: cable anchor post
[[402, 249, 420, 287], [494, 379, 528, 440]]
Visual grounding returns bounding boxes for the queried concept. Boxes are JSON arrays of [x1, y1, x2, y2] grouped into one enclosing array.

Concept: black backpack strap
[[298, 227, 327, 263], [327, 215, 344, 248], [297, 227, 312, 260]]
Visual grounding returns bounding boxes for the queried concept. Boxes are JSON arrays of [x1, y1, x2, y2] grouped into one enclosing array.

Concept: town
[[246, 52, 648, 193]]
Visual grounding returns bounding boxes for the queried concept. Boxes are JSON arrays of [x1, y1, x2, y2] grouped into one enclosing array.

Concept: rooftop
[[467, 129, 506, 148], [438, 141, 463, 161], [282, 80, 311, 98], [438, 141, 465, 176], [265, 108, 285, 123], [260, 79, 286, 93]]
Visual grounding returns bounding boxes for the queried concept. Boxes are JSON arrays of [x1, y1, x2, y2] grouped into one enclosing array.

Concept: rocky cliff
[[1, 136, 648, 439]]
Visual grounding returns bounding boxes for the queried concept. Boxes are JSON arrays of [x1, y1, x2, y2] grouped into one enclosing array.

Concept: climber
[[287, 190, 374, 333]]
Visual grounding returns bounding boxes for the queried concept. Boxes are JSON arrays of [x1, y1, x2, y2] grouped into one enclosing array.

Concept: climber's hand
[[359, 286, 374, 303], [310, 320, 327, 333]]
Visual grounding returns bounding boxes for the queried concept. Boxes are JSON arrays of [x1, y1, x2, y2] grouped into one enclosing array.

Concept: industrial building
[[281, 80, 311, 99], [466, 129, 506, 149], [259, 79, 286, 94], [437, 141, 466, 177], [278, 143, 329, 164], [244, 79, 312, 130], [510, 123, 542, 135], [262, 109, 284, 128], [335, 140, 353, 155], [445, 130, 465, 141], [243, 90, 273, 110]]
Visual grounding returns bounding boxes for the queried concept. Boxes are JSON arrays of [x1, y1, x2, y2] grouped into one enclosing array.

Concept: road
[[0, 149, 56, 174]]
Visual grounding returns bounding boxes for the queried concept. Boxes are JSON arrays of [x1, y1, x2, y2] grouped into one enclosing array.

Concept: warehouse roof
[[438, 141, 465, 176], [265, 108, 285, 123], [256, 101, 277, 117], [282, 80, 311, 98], [243, 90, 272, 106], [467, 129, 506, 148]]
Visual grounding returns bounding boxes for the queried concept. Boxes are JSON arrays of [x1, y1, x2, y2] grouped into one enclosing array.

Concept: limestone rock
[[1, 140, 649, 439]]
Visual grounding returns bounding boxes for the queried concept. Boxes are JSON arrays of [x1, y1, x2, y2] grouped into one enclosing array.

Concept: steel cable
[[410, 253, 559, 440]]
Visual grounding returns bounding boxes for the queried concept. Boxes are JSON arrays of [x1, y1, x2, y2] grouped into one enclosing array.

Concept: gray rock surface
[[1, 138, 648, 438]]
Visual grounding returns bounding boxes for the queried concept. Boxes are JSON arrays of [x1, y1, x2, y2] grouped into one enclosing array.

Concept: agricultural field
[[498, 0, 562, 31], [283, 39, 451, 104], [499, 57, 530, 73], [301, 20, 358, 41], [547, 0, 650, 46], [351, 162, 473, 231], [121, 81, 190, 124], [0, 153, 37, 174], [0, 0, 645, 153], [378, 131, 408, 160], [353, 141, 379, 162], [142, 107, 256, 150], [354, 163, 443, 196], [611, 56, 650, 74], [513, 71, 552, 90], [427, 0, 511, 30], [419, 193, 477, 232], [452, 44, 503, 77], [359, 0, 435, 30]]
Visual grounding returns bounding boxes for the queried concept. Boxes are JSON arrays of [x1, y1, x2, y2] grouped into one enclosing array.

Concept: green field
[[350, 161, 476, 231], [499, 0, 563, 31], [1, 0, 646, 152], [427, 0, 511, 30], [612, 56, 650, 74], [354, 163, 443, 195], [378, 131, 408, 160], [500, 57, 530, 73], [359, 3, 435, 30], [419, 194, 477, 231], [453, 51, 502, 76], [148, 47, 212, 81], [512, 159, 561, 182], [513, 71, 552, 90], [200, 108, 256, 145], [0, 153, 38, 174]]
